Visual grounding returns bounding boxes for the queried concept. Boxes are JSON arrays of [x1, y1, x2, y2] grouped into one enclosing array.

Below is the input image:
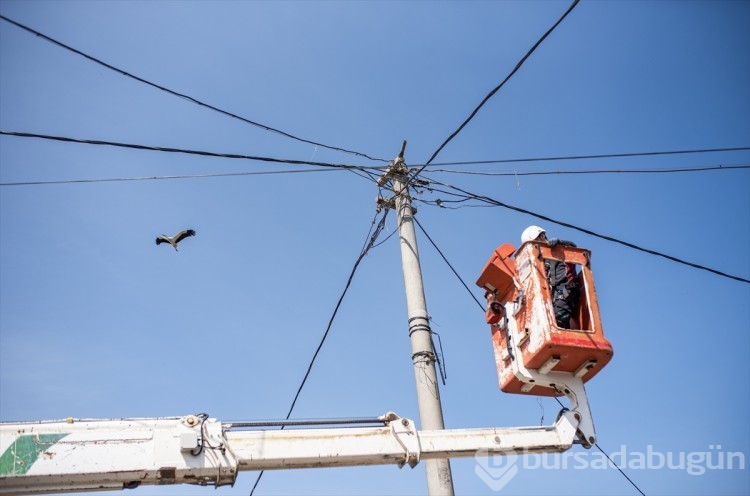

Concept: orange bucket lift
[[476, 241, 613, 398]]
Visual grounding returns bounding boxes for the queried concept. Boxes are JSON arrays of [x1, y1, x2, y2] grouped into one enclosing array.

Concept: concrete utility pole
[[379, 142, 455, 496]]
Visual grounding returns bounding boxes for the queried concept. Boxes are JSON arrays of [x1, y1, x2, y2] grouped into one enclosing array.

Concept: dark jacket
[[545, 239, 577, 288]]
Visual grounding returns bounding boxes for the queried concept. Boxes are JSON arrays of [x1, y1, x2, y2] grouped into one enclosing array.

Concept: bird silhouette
[[156, 229, 196, 251]]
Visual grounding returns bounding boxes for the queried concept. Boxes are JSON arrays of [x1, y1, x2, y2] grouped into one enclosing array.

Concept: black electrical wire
[[249, 207, 391, 496], [415, 147, 750, 168], [0, 131, 383, 172], [0, 168, 353, 187], [595, 442, 647, 496], [428, 163, 750, 177], [412, 215, 484, 312], [551, 398, 646, 495], [281, 209, 389, 420], [416, 0, 580, 175], [4, 130, 743, 185], [0, 11, 724, 496], [422, 177, 750, 284], [2, 160, 745, 188], [0, 15, 388, 164]]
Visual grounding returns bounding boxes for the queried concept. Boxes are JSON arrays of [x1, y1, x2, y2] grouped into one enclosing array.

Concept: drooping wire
[[537, 397, 545, 426], [369, 228, 398, 250], [421, 177, 750, 284], [415, 0, 581, 175], [189, 413, 225, 457], [0, 15, 388, 164], [431, 328, 447, 385], [249, 207, 391, 496]]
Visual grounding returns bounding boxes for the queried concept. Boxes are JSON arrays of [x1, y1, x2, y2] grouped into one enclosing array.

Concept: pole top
[[397, 140, 407, 160], [377, 140, 409, 187]]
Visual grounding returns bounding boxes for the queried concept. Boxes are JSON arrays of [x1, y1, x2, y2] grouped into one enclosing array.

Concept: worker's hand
[[490, 301, 503, 315], [485, 291, 503, 315]]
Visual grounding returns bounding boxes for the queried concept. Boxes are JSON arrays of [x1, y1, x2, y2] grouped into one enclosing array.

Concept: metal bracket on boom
[[388, 414, 420, 468], [504, 302, 598, 448]]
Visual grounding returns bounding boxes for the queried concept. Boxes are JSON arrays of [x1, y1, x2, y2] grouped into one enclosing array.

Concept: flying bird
[[156, 229, 196, 251]]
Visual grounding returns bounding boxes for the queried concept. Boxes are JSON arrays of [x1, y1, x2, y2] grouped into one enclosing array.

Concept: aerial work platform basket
[[476, 241, 613, 397]]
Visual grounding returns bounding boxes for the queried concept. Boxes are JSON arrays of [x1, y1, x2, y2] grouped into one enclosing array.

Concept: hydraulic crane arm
[[0, 411, 580, 495]]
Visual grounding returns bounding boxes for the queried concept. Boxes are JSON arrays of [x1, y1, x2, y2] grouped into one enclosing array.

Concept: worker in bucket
[[521, 226, 580, 329]]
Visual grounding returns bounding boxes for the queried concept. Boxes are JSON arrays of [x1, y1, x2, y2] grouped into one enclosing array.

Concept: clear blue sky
[[1, 1, 748, 495]]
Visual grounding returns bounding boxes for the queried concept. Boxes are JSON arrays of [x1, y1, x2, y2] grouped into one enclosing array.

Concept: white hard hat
[[521, 225, 546, 244]]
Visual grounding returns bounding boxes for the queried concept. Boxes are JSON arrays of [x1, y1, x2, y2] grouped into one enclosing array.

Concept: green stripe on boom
[[0, 434, 69, 476]]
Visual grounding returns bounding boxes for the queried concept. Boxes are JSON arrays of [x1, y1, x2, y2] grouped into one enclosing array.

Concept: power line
[[0, 168, 349, 187], [416, 0, 580, 173], [420, 177, 750, 284], [249, 207, 391, 496], [5, 131, 744, 185], [0, 131, 384, 172], [412, 215, 484, 312], [427, 163, 750, 177], [2, 156, 745, 189], [416, 147, 750, 167], [595, 443, 647, 496], [548, 400, 646, 495], [0, 15, 388, 164], [282, 209, 389, 420]]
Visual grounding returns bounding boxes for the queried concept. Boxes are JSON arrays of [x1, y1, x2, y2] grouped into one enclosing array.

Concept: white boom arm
[[0, 411, 581, 495]]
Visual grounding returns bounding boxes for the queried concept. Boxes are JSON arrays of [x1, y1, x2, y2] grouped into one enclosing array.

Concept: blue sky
[[1, 1, 748, 495]]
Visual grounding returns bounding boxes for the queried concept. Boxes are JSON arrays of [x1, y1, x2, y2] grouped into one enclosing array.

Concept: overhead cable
[[429, 163, 750, 177], [0, 168, 351, 187], [417, 147, 750, 168], [416, 0, 580, 173], [280, 209, 390, 420], [4, 130, 743, 185], [5, 161, 745, 188], [548, 399, 646, 495], [595, 443, 647, 496], [412, 215, 485, 312], [421, 177, 750, 284], [0, 131, 383, 172], [249, 207, 392, 496], [0, 15, 388, 164]]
